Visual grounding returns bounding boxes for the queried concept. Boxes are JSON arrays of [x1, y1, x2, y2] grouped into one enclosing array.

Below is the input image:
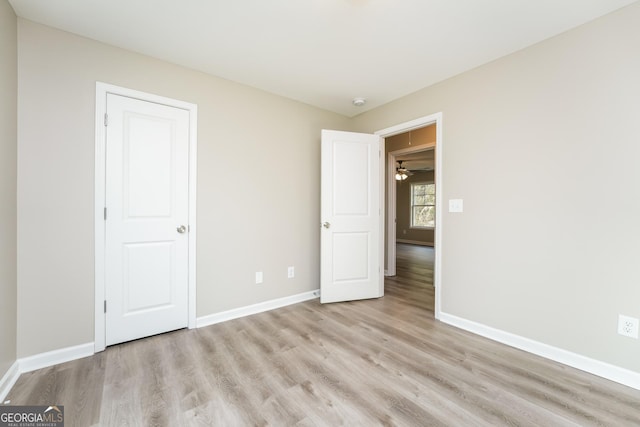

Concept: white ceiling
[[9, 0, 637, 117]]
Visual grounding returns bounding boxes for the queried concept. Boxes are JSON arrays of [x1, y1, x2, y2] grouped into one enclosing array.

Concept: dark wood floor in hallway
[[6, 244, 640, 426]]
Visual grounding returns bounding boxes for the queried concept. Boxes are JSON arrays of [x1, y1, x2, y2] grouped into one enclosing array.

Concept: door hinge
[[104, 113, 108, 127], [104, 300, 107, 313], [104, 207, 107, 220]]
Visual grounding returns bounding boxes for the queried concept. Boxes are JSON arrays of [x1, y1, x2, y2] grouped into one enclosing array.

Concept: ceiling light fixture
[[395, 160, 410, 181], [352, 97, 366, 107], [395, 171, 408, 181]]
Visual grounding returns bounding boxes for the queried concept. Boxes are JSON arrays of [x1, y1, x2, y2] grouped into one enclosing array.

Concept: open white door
[[320, 129, 383, 303]]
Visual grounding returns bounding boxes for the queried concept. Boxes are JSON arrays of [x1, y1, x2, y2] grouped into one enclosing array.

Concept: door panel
[[125, 115, 173, 217], [321, 129, 382, 303], [124, 241, 174, 312], [333, 232, 369, 281], [333, 141, 370, 215], [105, 94, 189, 346]]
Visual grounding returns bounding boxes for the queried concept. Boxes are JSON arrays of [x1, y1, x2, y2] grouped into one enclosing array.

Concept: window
[[411, 183, 435, 228]]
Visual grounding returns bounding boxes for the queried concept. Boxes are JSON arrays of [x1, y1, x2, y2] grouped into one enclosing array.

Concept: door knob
[[322, 222, 331, 229], [177, 225, 187, 234]]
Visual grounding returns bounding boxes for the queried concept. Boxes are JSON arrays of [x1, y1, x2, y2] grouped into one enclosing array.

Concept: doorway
[[375, 113, 442, 318], [94, 83, 198, 352]]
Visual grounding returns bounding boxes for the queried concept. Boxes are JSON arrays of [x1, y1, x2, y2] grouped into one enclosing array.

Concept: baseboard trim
[[197, 289, 320, 329], [396, 239, 434, 247], [1, 342, 94, 401], [19, 342, 94, 374], [439, 312, 640, 391], [0, 361, 20, 402]]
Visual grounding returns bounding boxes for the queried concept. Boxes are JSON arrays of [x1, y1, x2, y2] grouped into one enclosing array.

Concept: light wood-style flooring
[[6, 244, 640, 426]]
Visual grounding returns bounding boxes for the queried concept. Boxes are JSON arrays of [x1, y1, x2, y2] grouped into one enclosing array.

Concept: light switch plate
[[449, 199, 464, 213]]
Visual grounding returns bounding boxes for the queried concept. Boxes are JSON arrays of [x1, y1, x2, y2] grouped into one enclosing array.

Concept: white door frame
[[375, 113, 443, 319], [94, 82, 198, 352]]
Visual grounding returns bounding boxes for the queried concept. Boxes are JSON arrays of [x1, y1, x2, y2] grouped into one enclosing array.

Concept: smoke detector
[[352, 98, 366, 107]]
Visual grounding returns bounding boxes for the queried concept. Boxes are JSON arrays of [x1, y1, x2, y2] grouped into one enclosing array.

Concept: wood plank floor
[[6, 243, 640, 426]]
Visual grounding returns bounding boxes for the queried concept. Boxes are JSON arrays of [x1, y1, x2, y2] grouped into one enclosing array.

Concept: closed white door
[[105, 94, 190, 346], [320, 129, 383, 303]]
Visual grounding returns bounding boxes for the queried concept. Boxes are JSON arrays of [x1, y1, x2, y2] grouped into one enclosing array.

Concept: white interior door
[[320, 129, 383, 303], [105, 93, 190, 346]]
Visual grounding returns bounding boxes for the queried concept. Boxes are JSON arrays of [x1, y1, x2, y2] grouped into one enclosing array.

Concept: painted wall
[[353, 2, 640, 373], [386, 125, 436, 152], [0, 0, 17, 381], [396, 170, 435, 245], [16, 20, 350, 358]]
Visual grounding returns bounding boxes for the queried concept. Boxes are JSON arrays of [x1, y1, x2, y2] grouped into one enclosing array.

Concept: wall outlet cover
[[617, 314, 639, 338], [449, 199, 463, 213]]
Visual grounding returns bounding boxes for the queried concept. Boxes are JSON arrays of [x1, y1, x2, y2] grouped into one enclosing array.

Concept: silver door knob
[[177, 225, 187, 234], [322, 222, 331, 229]]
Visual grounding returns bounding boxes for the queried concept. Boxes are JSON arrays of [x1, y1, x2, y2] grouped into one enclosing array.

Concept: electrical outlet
[[287, 266, 295, 278], [449, 199, 464, 213], [255, 272, 263, 284], [617, 315, 639, 338]]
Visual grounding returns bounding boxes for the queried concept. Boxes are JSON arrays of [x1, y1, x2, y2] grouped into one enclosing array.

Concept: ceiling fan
[[395, 160, 413, 181]]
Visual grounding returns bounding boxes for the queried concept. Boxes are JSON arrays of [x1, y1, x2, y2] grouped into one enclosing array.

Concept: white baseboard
[[0, 361, 20, 402], [0, 342, 94, 401], [197, 289, 320, 329], [19, 342, 94, 374], [440, 312, 640, 391], [396, 239, 434, 246]]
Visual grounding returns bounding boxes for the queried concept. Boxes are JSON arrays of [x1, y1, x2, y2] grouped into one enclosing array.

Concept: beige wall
[[354, 2, 640, 373], [16, 20, 350, 357], [386, 125, 436, 152], [396, 171, 435, 245], [0, 0, 17, 380]]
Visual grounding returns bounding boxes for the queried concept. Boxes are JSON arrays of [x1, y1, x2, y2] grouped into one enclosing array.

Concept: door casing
[[94, 82, 198, 352], [375, 113, 443, 319]]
